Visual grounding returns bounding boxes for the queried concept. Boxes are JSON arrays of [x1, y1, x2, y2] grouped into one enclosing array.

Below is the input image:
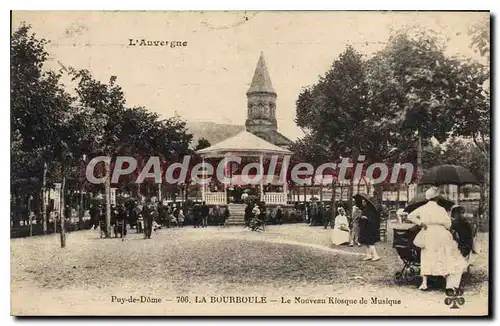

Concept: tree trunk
[[347, 178, 355, 214], [331, 180, 336, 221], [13, 195, 21, 228], [53, 200, 58, 234], [416, 129, 423, 183], [303, 184, 307, 204], [480, 166, 490, 231], [60, 172, 66, 248], [41, 161, 48, 234], [28, 196, 33, 237], [79, 184, 85, 229], [104, 160, 112, 237], [319, 176, 323, 202]]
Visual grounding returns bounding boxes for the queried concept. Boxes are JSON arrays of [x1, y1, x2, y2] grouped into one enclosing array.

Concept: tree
[[295, 46, 372, 211], [370, 30, 465, 184], [289, 133, 332, 212], [11, 23, 74, 235], [469, 17, 490, 60], [70, 69, 126, 237], [194, 138, 211, 151], [461, 18, 490, 222], [294, 45, 413, 209]]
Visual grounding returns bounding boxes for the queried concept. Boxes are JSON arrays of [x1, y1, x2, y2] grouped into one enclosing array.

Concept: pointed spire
[[247, 52, 276, 95]]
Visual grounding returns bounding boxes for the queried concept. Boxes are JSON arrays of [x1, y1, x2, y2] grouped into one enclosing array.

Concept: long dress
[[358, 205, 380, 245], [408, 201, 467, 287], [331, 214, 350, 245]]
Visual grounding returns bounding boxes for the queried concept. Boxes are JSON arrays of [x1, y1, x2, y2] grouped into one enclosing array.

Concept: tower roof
[[247, 52, 276, 95]]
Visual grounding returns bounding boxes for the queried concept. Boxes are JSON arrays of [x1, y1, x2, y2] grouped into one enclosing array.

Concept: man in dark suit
[[143, 204, 155, 239], [193, 203, 201, 228], [201, 202, 209, 227]]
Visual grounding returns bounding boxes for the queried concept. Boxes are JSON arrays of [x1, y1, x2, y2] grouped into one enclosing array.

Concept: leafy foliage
[[293, 28, 490, 209], [11, 23, 195, 231]]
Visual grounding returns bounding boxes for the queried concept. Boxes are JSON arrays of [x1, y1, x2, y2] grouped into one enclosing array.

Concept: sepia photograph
[[9, 10, 490, 316]]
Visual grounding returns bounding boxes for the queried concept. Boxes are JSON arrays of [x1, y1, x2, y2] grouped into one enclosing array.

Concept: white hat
[[425, 186, 440, 200]]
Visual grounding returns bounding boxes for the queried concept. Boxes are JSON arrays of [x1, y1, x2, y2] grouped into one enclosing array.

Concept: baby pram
[[248, 217, 266, 231], [393, 224, 422, 282]]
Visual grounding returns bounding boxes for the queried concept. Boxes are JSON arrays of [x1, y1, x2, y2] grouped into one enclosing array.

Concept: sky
[[12, 11, 488, 141]]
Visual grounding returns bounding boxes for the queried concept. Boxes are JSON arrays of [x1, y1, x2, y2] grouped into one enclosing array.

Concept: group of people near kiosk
[[89, 200, 231, 239], [330, 196, 382, 261], [329, 186, 476, 291]]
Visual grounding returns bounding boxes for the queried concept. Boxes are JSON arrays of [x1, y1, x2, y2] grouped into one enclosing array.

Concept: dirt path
[[11, 225, 489, 316]]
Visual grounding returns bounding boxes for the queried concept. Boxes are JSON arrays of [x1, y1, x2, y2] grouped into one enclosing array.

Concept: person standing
[[193, 203, 201, 228], [318, 202, 325, 227], [408, 188, 468, 290], [258, 202, 267, 226], [212, 205, 221, 226], [358, 197, 381, 261], [143, 204, 154, 239], [116, 204, 128, 238], [349, 205, 362, 247], [177, 206, 185, 228], [323, 205, 332, 229], [275, 206, 283, 225], [201, 202, 209, 228], [111, 204, 119, 237], [135, 204, 144, 233], [223, 206, 230, 227], [98, 205, 106, 234], [166, 205, 174, 228], [89, 204, 97, 230], [309, 201, 318, 226], [244, 202, 253, 227]]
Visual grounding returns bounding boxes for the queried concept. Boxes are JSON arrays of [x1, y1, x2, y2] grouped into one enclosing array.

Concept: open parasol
[[419, 165, 478, 186], [353, 193, 380, 212], [404, 193, 455, 214]]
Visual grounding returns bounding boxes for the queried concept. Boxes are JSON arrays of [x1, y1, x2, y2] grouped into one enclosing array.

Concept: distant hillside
[[186, 121, 245, 147]]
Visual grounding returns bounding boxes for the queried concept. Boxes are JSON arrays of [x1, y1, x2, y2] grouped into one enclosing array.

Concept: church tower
[[245, 52, 278, 143]]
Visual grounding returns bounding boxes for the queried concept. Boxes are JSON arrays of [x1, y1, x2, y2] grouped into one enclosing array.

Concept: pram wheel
[[405, 265, 420, 281], [394, 271, 404, 284]]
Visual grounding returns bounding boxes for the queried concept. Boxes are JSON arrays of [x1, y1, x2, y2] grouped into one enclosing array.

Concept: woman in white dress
[[407, 187, 468, 291], [331, 207, 350, 245]]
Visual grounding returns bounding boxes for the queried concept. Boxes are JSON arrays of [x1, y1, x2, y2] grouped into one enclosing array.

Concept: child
[[177, 208, 185, 228]]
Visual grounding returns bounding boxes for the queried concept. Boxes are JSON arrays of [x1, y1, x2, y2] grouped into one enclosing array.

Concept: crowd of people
[[89, 200, 231, 239]]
